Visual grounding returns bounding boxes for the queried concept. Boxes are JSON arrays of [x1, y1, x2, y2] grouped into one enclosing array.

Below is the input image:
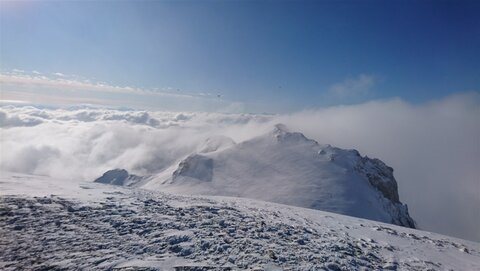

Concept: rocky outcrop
[[172, 155, 214, 183], [94, 169, 143, 187]]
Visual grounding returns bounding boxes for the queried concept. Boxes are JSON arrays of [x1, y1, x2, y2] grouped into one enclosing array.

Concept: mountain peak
[[269, 123, 314, 145], [94, 168, 143, 186], [272, 123, 289, 134], [95, 127, 415, 228]]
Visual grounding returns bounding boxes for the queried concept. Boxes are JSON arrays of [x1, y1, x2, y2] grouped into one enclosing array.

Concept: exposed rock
[[172, 155, 214, 182], [94, 169, 143, 187]]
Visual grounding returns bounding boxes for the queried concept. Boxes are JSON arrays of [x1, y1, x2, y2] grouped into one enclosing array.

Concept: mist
[[1, 92, 478, 242]]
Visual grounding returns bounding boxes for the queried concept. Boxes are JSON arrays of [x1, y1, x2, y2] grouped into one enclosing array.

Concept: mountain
[[94, 168, 144, 187], [137, 124, 414, 228], [1, 171, 478, 270]]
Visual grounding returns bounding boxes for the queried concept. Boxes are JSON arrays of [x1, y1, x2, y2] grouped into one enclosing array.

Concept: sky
[[1, 0, 479, 112]]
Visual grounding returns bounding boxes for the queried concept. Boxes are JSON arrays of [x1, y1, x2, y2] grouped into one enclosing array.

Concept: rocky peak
[[94, 169, 143, 187]]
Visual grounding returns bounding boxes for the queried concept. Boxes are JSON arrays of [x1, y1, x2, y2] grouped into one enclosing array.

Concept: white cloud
[[0, 92, 478, 242], [0, 71, 240, 112], [328, 74, 375, 97], [1, 73, 154, 96], [12, 69, 25, 73], [276, 92, 480, 242], [0, 71, 224, 100], [0, 109, 44, 127]]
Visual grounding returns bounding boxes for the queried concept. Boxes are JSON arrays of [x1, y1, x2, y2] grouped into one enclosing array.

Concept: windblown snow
[[1, 172, 479, 270], [110, 124, 415, 228]]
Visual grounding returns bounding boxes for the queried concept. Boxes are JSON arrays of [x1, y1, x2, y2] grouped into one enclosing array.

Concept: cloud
[[0, 92, 478, 242], [4, 145, 61, 174], [0, 73, 158, 96], [0, 71, 218, 100], [0, 107, 178, 128], [328, 74, 375, 97], [0, 109, 44, 127], [277, 92, 480, 242], [0, 71, 240, 112], [12, 69, 25, 73]]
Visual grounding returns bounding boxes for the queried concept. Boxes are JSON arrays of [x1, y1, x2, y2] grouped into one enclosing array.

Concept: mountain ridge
[[98, 124, 415, 228]]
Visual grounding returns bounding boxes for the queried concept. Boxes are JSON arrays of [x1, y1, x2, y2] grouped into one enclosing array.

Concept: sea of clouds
[[1, 92, 479, 242]]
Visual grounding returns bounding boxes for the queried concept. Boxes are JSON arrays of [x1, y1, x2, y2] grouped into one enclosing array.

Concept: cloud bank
[[0, 92, 479, 242]]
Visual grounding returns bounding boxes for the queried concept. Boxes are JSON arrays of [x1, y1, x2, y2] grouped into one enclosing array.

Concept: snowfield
[[1, 172, 479, 270]]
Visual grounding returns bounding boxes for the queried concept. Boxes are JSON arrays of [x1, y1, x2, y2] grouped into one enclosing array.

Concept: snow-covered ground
[[1, 171, 478, 270]]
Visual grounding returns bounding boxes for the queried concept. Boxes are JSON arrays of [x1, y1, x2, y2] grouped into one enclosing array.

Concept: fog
[[1, 92, 478, 241]]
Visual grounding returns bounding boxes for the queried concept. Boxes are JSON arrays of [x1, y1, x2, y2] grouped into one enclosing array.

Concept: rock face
[[356, 155, 415, 228], [97, 124, 416, 228], [360, 157, 399, 203], [94, 169, 143, 187], [172, 155, 214, 183]]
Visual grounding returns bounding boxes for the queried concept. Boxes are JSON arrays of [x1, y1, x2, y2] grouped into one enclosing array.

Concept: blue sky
[[1, 0, 479, 112]]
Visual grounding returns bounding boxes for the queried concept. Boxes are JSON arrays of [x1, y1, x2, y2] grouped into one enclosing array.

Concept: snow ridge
[[140, 124, 415, 228]]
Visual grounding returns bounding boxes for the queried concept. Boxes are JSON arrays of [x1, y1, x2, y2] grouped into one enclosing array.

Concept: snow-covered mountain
[[113, 124, 414, 228], [0, 172, 478, 270]]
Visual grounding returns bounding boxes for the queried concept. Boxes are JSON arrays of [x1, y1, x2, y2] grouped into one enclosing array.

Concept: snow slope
[[143, 124, 414, 228], [0, 171, 479, 270]]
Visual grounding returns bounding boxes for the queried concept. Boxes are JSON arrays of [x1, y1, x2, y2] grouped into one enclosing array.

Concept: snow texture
[[144, 124, 415, 228], [0, 172, 479, 270]]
